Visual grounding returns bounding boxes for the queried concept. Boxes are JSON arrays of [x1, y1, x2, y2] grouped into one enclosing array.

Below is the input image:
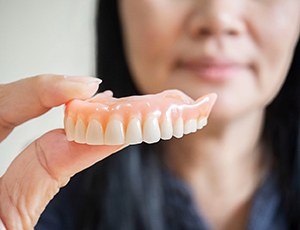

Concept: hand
[[0, 75, 125, 230]]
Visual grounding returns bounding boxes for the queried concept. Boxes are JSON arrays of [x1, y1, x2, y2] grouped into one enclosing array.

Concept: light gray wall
[[0, 0, 97, 175]]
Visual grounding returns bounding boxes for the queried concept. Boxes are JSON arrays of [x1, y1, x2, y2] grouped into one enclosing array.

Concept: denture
[[64, 89, 217, 145]]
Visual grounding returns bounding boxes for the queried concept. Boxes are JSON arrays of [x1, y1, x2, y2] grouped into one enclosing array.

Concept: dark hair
[[79, 0, 300, 229], [263, 40, 300, 227], [97, 0, 139, 97]]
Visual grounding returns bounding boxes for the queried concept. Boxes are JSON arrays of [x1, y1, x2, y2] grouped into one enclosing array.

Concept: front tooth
[[184, 119, 197, 134], [74, 118, 86, 144], [160, 116, 173, 140], [104, 118, 125, 145], [197, 118, 208, 129], [65, 117, 75, 141], [86, 119, 104, 145], [143, 115, 161, 144], [173, 117, 184, 138], [125, 118, 143, 144]]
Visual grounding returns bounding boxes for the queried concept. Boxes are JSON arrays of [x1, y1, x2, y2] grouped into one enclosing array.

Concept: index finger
[[0, 74, 101, 141]]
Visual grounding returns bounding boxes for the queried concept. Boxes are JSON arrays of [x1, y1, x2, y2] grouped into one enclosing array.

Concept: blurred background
[[0, 0, 97, 175]]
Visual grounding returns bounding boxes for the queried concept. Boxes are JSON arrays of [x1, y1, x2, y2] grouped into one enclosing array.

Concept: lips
[[178, 57, 250, 82]]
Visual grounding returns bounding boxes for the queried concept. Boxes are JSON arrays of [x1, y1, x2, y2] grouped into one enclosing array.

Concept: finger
[[0, 129, 125, 230], [35, 129, 126, 182], [0, 74, 101, 141]]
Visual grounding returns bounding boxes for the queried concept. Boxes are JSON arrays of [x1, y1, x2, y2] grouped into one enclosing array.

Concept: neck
[[163, 109, 271, 230]]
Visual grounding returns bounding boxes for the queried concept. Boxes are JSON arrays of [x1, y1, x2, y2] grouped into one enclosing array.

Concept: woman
[[1, 0, 299, 229], [36, 0, 300, 229]]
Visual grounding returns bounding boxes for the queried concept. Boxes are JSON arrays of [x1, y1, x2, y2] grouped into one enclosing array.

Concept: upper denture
[[64, 89, 217, 145]]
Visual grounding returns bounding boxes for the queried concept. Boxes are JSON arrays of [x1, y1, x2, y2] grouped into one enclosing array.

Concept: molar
[[184, 119, 197, 134], [173, 117, 184, 138], [125, 117, 143, 144], [86, 119, 104, 145], [65, 117, 75, 141], [197, 118, 208, 129], [104, 118, 125, 145], [74, 118, 86, 144], [160, 116, 173, 140], [143, 115, 161, 144]]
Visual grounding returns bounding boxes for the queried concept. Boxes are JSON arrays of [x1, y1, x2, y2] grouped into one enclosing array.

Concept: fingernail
[[64, 76, 102, 84]]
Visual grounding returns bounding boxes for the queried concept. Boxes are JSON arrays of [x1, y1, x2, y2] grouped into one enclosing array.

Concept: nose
[[188, 0, 245, 39]]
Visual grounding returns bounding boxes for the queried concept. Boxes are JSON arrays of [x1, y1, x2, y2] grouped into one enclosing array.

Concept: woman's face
[[119, 0, 300, 122]]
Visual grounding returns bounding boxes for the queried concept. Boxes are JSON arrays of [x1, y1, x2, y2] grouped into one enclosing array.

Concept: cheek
[[120, 0, 189, 94], [250, 2, 300, 105]]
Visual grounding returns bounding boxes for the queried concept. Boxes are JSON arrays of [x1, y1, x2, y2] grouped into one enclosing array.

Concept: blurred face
[[119, 0, 300, 122]]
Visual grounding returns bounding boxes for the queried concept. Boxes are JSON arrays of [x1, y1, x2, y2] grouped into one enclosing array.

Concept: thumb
[[0, 74, 101, 141], [0, 129, 125, 230]]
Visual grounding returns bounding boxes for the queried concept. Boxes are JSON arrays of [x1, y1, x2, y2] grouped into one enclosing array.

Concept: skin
[[0, 75, 125, 229], [119, 0, 300, 229], [0, 1, 299, 229]]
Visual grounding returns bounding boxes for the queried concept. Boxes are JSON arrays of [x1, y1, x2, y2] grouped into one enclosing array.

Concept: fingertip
[[63, 75, 102, 85], [36, 75, 102, 107], [60, 75, 102, 100]]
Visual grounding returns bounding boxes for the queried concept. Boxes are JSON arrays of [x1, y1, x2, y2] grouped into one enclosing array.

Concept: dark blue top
[[36, 165, 287, 230]]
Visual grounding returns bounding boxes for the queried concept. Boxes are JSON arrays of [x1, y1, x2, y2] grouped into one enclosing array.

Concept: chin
[[209, 98, 265, 128]]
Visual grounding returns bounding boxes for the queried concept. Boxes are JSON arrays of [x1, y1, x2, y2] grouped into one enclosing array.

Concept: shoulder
[[247, 171, 288, 230]]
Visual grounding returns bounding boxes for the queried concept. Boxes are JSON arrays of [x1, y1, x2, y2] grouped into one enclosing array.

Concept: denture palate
[[64, 89, 217, 145]]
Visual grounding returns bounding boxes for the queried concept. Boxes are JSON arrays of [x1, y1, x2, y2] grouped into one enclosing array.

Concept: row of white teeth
[[65, 116, 208, 145]]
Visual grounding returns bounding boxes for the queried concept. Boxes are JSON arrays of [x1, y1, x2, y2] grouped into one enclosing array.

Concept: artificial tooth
[[104, 118, 125, 145], [125, 118, 143, 144], [74, 118, 87, 144], [197, 118, 208, 129], [184, 119, 197, 134], [86, 119, 104, 145], [160, 116, 173, 140], [173, 117, 184, 138], [65, 117, 75, 141], [143, 115, 161, 144]]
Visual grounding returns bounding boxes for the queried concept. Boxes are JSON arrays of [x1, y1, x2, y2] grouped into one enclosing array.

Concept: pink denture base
[[64, 89, 217, 145]]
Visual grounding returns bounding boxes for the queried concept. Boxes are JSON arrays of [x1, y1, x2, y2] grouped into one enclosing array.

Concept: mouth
[[177, 57, 252, 82]]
